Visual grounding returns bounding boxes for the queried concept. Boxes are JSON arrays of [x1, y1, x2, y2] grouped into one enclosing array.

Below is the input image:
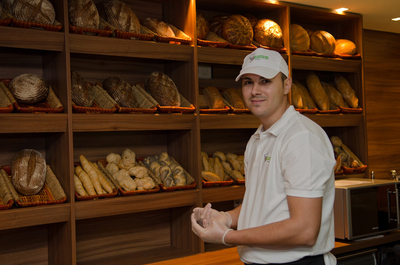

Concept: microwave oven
[[334, 178, 399, 240]]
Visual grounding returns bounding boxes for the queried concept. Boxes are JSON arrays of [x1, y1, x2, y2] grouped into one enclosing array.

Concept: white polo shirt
[[237, 106, 336, 264]]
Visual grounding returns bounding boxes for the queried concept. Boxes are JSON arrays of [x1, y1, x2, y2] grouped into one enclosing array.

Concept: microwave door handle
[[388, 188, 391, 223], [387, 188, 399, 223]]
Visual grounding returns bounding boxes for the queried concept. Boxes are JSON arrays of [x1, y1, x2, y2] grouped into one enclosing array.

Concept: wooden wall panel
[[364, 29, 400, 179]]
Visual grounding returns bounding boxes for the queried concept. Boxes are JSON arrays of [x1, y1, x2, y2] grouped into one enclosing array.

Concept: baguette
[[291, 81, 306, 109], [75, 165, 96, 196], [306, 72, 329, 111], [293, 80, 317, 109], [321, 82, 345, 107], [79, 155, 103, 195], [334, 73, 358, 108]]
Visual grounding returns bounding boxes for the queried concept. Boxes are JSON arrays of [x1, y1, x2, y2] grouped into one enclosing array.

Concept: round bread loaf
[[69, 0, 99, 29], [254, 19, 283, 48], [222, 14, 253, 46], [13, 0, 55, 25], [11, 149, 46, 196], [9, 73, 49, 104], [98, 0, 139, 33], [71, 70, 95, 107], [310, 30, 336, 54], [335, 39, 357, 55], [145, 72, 181, 107], [102, 76, 139, 108], [0, 0, 14, 14], [209, 14, 228, 38], [196, 13, 209, 39], [142, 18, 175, 37], [243, 13, 258, 29], [290, 24, 310, 52]]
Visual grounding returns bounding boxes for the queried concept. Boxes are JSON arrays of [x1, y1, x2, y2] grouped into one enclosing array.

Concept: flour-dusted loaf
[[222, 14, 253, 46], [69, 0, 100, 29], [71, 70, 95, 107], [102, 76, 139, 108], [97, 0, 139, 33], [9, 73, 50, 104], [141, 17, 175, 37], [145, 72, 181, 107], [203, 86, 224, 109], [254, 19, 283, 48], [11, 149, 46, 196], [13, 0, 56, 24]]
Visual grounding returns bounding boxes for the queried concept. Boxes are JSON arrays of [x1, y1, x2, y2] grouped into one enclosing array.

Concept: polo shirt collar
[[253, 106, 296, 137]]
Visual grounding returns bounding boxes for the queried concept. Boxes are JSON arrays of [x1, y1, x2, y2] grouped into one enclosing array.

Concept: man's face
[[241, 72, 290, 121]]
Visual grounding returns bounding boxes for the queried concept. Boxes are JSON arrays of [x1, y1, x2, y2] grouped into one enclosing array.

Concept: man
[[191, 48, 336, 265]]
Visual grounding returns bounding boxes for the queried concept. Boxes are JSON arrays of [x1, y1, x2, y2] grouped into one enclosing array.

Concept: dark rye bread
[[71, 70, 95, 107], [11, 149, 46, 196], [145, 72, 181, 107], [209, 14, 228, 38], [9, 73, 49, 104], [13, 0, 56, 25], [222, 14, 253, 46], [69, 0, 100, 29], [97, 0, 140, 33], [102, 76, 139, 108]]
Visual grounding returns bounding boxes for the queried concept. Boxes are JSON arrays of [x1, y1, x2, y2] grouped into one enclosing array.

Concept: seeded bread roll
[[97, 0, 140, 33], [13, 0, 56, 25], [9, 73, 49, 104], [145, 72, 181, 107], [69, 0, 100, 29], [11, 149, 46, 196], [203, 86, 224, 109]]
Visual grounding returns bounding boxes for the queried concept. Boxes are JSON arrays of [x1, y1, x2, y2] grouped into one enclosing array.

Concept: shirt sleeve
[[280, 131, 335, 198]]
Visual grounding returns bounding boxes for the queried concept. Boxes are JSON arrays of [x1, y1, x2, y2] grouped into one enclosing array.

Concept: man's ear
[[284, 76, 292, 95]]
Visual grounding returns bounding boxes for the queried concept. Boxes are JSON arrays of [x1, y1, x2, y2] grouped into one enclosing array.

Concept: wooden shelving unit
[[0, 0, 375, 264]]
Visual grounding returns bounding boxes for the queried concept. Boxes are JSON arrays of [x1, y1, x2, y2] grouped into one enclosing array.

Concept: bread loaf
[[97, 0, 139, 33], [293, 80, 317, 109], [0, 0, 14, 14], [321, 81, 345, 107], [222, 14, 253, 46], [222, 88, 245, 109], [306, 72, 329, 111], [9, 73, 49, 104], [209, 14, 228, 37], [196, 13, 209, 39], [334, 73, 358, 108], [102, 76, 139, 108], [290, 81, 305, 109], [11, 149, 46, 196], [69, 0, 100, 29], [71, 70, 95, 107], [335, 39, 357, 55], [243, 13, 258, 28], [13, 0, 55, 24], [145, 72, 181, 107], [290, 24, 310, 52], [142, 17, 175, 37], [203, 86, 224, 109], [310, 30, 336, 54], [254, 19, 283, 48]]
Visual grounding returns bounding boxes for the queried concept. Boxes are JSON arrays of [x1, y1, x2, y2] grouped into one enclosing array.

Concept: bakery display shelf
[[0, 203, 70, 231], [68, 33, 194, 61], [202, 185, 245, 203], [303, 113, 364, 127], [0, 113, 68, 133], [200, 114, 260, 129], [75, 188, 198, 220], [72, 113, 196, 132], [0, 26, 64, 52], [291, 54, 362, 73]]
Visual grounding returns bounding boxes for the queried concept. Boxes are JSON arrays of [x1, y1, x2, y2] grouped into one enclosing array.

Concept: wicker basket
[[339, 106, 363, 114], [0, 82, 13, 113], [1, 165, 67, 208], [69, 24, 113, 37], [197, 39, 229, 48], [72, 85, 118, 113], [0, 169, 14, 210], [11, 18, 63, 32], [317, 107, 341, 114]]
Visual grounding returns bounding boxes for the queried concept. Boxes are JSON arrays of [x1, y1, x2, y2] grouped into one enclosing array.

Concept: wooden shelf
[[69, 34, 194, 61], [72, 113, 196, 132], [291, 55, 362, 72], [0, 27, 64, 52], [0, 114, 68, 133], [75, 189, 199, 220], [0, 203, 71, 231], [304, 113, 364, 127], [202, 185, 245, 203]]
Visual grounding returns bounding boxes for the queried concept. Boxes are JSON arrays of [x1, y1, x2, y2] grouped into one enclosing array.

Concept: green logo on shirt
[[264, 153, 271, 162]]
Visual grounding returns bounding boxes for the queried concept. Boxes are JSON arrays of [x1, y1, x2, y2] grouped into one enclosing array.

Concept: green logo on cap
[[250, 55, 269, 61]]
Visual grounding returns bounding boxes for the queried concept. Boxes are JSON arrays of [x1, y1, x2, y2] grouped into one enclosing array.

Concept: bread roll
[[9, 73, 49, 104], [69, 0, 100, 29], [142, 17, 175, 37], [306, 72, 329, 111], [11, 149, 46, 196], [222, 88, 245, 109], [203, 86, 224, 109], [13, 0, 55, 24], [97, 0, 140, 33], [145, 72, 181, 107], [335, 39, 357, 55], [222, 14, 253, 46]]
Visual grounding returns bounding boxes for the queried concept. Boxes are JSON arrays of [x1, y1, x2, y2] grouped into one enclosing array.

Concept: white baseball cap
[[235, 48, 289, 81]]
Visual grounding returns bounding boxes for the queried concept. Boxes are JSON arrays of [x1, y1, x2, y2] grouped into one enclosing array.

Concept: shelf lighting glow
[[392, 17, 400, 21], [269, 0, 278, 4], [335, 7, 348, 14]]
